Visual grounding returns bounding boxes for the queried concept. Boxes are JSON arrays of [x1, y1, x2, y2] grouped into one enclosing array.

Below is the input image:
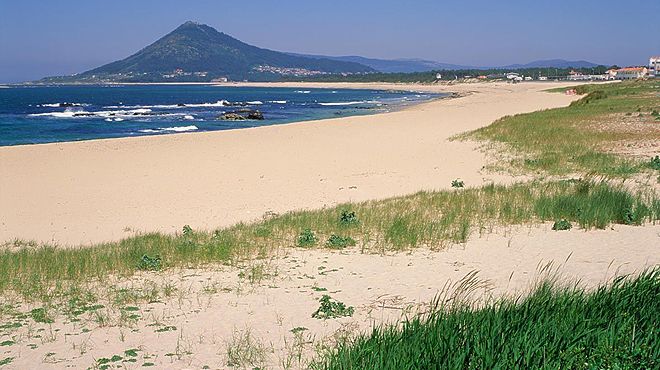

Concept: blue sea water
[[0, 85, 441, 146]]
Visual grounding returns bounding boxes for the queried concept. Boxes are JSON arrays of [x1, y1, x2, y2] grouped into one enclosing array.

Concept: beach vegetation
[[451, 179, 464, 188], [552, 219, 572, 231], [464, 80, 660, 177], [0, 180, 658, 304], [649, 156, 660, 171], [312, 295, 354, 319], [338, 210, 359, 227], [326, 235, 356, 249], [313, 269, 660, 369], [225, 328, 268, 369], [297, 229, 318, 247], [137, 254, 162, 271]]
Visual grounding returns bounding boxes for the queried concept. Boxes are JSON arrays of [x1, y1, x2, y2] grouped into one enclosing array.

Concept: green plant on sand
[[312, 295, 354, 319]]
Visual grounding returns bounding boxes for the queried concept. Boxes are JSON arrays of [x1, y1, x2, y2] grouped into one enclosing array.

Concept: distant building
[[649, 56, 660, 77], [538, 76, 548, 81], [568, 70, 589, 81], [614, 67, 648, 80], [606, 69, 618, 79], [212, 77, 229, 83], [435, 73, 442, 80]]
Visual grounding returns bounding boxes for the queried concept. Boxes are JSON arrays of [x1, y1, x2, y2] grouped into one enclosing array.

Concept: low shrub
[[649, 156, 660, 171], [137, 254, 161, 271], [552, 219, 572, 231], [297, 228, 317, 247], [326, 235, 356, 249], [339, 210, 359, 226], [312, 295, 354, 319]]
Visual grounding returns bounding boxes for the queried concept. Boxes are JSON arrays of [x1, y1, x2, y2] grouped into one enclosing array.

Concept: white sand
[[0, 82, 580, 246], [1, 81, 658, 369], [2, 224, 657, 369]]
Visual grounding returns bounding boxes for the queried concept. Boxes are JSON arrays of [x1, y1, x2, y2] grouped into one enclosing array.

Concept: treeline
[[279, 66, 614, 83]]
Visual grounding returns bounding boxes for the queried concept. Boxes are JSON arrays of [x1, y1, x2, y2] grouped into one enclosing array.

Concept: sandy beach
[[3, 224, 659, 369], [2, 82, 659, 369], [0, 82, 581, 246]]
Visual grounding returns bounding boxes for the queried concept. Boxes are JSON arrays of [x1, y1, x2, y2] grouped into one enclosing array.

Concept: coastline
[[0, 81, 581, 245]]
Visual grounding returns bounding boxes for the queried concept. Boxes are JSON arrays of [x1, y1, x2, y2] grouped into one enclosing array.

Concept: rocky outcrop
[[218, 110, 264, 121]]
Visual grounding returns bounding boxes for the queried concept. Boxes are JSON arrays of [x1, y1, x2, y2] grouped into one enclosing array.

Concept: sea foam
[[139, 125, 199, 133]]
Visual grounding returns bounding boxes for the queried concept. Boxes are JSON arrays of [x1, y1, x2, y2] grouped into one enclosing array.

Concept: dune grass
[[313, 268, 660, 370], [464, 80, 660, 177], [1, 180, 658, 304]]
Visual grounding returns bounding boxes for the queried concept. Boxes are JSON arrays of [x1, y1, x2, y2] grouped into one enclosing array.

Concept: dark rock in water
[[72, 112, 95, 117], [177, 103, 186, 107], [218, 112, 246, 121], [246, 110, 264, 120], [59, 102, 78, 107], [218, 109, 264, 121]]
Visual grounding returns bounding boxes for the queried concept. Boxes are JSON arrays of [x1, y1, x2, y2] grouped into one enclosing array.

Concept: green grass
[[464, 80, 660, 177], [1, 180, 658, 306], [313, 269, 660, 369]]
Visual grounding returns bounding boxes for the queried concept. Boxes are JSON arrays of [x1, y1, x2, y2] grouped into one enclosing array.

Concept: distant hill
[[42, 22, 374, 83], [500, 59, 599, 69], [38, 21, 603, 83], [289, 54, 601, 73], [288, 54, 472, 73]]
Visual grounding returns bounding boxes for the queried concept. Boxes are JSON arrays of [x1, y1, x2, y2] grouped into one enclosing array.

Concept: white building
[[649, 56, 660, 77], [614, 67, 648, 80]]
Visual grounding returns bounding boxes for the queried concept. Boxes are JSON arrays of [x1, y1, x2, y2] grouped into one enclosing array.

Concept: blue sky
[[1, 0, 658, 82]]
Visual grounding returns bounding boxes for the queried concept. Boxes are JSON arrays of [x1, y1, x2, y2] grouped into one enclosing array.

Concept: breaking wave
[[139, 125, 199, 133]]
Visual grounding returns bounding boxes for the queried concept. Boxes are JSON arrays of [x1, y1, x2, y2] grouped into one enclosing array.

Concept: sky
[[1, 0, 658, 83]]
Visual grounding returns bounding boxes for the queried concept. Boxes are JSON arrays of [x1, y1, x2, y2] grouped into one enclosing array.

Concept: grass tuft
[[314, 269, 660, 369], [0, 181, 657, 305], [464, 80, 660, 176]]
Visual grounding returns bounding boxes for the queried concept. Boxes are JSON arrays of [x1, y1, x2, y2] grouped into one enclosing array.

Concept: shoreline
[[0, 81, 581, 245], [0, 86, 449, 149]]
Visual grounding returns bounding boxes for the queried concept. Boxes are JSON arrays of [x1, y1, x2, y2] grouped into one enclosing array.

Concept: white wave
[[183, 115, 195, 120], [294, 90, 311, 94], [268, 100, 287, 104], [139, 125, 198, 133], [30, 108, 154, 119], [38, 102, 87, 108], [246, 101, 263, 105], [104, 100, 231, 109], [318, 100, 381, 106]]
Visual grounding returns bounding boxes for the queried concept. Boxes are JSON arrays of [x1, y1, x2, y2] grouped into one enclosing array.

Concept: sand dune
[[0, 82, 580, 246], [4, 224, 658, 369]]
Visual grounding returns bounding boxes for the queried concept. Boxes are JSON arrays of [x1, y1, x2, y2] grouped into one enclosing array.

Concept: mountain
[[44, 21, 374, 83], [287, 54, 472, 73], [39, 21, 603, 83], [289, 54, 601, 73], [500, 59, 599, 69]]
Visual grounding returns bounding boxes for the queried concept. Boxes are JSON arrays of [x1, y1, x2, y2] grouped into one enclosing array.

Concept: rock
[[218, 112, 246, 121], [218, 110, 264, 121], [177, 103, 186, 107], [246, 110, 264, 120]]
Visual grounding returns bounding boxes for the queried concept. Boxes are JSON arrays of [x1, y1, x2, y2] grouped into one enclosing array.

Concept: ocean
[[0, 85, 441, 146]]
